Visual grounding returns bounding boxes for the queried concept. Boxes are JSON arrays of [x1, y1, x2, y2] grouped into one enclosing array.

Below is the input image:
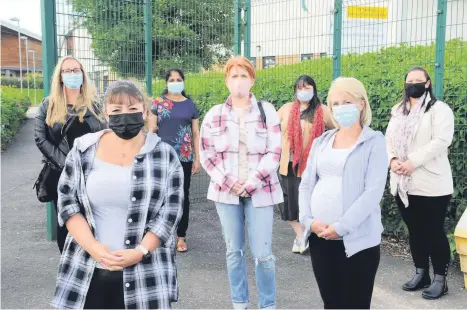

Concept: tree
[[69, 0, 234, 78]]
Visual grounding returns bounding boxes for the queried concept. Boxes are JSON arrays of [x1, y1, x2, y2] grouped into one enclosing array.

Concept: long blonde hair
[[46, 56, 99, 126]]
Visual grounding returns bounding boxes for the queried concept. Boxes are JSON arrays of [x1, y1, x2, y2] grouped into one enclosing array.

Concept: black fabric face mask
[[405, 82, 427, 99], [108, 112, 144, 140]]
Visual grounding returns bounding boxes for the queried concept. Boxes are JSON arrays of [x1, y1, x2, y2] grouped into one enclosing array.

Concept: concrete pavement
[[1, 116, 466, 309]]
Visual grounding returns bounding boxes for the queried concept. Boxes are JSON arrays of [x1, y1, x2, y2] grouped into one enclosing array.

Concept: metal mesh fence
[[55, 0, 148, 95], [45, 0, 466, 211]]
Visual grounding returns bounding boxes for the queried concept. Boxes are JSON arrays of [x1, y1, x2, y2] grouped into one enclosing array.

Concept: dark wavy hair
[[400, 66, 437, 115], [162, 68, 190, 99], [294, 75, 321, 122]]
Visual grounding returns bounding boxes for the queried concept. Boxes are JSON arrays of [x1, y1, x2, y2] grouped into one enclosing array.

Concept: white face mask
[[296, 90, 314, 102]]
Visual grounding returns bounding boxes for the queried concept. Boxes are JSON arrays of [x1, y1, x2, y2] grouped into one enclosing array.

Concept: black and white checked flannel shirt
[[51, 130, 184, 309]]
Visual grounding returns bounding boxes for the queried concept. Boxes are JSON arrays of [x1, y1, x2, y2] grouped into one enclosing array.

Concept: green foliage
[[69, 0, 234, 78], [0, 86, 32, 150], [1, 76, 44, 89], [153, 39, 467, 240]]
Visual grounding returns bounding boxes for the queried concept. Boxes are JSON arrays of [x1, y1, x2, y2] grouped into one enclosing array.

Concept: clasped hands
[[390, 158, 415, 176], [231, 180, 250, 197], [312, 220, 340, 240], [89, 241, 143, 272]]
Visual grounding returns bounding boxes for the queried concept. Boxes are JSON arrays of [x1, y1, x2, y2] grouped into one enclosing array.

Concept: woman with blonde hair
[[34, 56, 104, 253], [200, 56, 283, 309], [299, 77, 388, 309], [51, 80, 183, 309]]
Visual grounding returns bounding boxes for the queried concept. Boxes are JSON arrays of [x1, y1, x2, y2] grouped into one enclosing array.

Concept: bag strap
[[257, 100, 267, 126], [59, 115, 78, 145]]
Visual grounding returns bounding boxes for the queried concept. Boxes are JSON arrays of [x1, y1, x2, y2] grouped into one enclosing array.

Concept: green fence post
[[234, 0, 242, 55], [41, 0, 57, 97], [41, 0, 58, 241], [144, 0, 153, 96], [434, 0, 447, 100], [243, 0, 251, 60], [46, 201, 57, 241], [332, 0, 343, 80]]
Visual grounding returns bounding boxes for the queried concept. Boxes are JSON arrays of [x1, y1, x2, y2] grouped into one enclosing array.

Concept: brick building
[[1, 20, 43, 77]]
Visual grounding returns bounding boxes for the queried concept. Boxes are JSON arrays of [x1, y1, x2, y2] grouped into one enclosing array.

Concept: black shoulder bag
[[33, 116, 76, 203]]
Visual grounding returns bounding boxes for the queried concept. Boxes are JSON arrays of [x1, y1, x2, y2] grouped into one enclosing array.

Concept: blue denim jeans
[[216, 198, 276, 309]]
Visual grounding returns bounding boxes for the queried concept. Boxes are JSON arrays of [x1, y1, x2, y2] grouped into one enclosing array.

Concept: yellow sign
[[347, 6, 388, 20]]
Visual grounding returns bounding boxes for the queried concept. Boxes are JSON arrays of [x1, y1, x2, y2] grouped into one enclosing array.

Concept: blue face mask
[[296, 90, 314, 102], [333, 104, 359, 127], [62, 73, 83, 89], [167, 81, 184, 94]]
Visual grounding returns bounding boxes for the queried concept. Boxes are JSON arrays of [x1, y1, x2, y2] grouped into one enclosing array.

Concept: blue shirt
[[152, 96, 200, 162]]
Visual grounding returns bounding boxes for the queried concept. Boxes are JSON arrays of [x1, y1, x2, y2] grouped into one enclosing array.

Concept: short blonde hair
[[327, 77, 372, 127], [223, 56, 256, 79]]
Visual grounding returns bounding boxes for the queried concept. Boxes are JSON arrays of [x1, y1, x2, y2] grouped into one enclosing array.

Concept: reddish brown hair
[[223, 56, 256, 79]]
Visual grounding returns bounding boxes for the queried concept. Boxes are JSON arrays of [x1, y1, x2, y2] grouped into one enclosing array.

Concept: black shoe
[[402, 268, 431, 291], [422, 274, 448, 300]]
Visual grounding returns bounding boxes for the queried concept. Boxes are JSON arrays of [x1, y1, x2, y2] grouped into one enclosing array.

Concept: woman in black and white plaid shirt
[[51, 80, 184, 309]]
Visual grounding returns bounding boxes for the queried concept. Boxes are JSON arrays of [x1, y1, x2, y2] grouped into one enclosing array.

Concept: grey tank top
[[86, 157, 131, 268]]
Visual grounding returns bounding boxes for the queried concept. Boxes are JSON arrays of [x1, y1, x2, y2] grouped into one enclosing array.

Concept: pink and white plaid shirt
[[200, 94, 283, 207]]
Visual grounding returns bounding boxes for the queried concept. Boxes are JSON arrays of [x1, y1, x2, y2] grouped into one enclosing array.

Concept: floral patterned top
[[152, 96, 200, 162]]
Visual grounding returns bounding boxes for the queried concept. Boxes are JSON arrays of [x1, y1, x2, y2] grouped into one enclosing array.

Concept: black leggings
[[177, 162, 193, 238], [84, 268, 125, 309], [396, 194, 451, 275], [309, 234, 380, 309], [53, 200, 68, 254]]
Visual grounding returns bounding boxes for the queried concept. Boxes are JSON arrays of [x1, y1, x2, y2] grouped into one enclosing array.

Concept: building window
[[301, 53, 313, 61], [103, 71, 109, 92], [250, 58, 256, 68], [263, 56, 276, 69], [94, 72, 101, 93]]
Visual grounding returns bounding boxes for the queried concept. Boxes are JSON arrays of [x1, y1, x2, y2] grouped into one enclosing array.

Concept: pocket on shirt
[[249, 127, 268, 153], [211, 127, 229, 153], [421, 159, 443, 175]]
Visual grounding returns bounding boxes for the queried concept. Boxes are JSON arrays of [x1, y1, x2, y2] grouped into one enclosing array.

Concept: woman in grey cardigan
[[299, 77, 388, 309]]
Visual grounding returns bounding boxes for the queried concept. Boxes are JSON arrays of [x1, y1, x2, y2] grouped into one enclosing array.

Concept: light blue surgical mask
[[296, 90, 314, 102], [333, 104, 359, 127], [167, 81, 184, 94], [62, 73, 83, 89]]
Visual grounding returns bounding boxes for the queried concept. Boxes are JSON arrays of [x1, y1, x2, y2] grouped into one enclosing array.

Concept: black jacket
[[34, 97, 106, 170]]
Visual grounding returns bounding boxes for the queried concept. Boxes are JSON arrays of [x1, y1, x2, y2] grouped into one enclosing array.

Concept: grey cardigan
[[299, 126, 388, 257]]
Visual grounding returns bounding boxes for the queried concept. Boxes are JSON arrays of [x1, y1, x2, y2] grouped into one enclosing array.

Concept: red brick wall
[[1, 32, 43, 70]]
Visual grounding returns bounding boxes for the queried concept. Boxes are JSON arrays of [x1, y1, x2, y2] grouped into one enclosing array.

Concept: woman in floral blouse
[[200, 56, 283, 309], [149, 68, 200, 252]]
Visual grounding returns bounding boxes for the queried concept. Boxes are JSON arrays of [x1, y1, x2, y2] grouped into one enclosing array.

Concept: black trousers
[[177, 162, 193, 238], [309, 234, 380, 309], [83, 268, 125, 309], [396, 194, 451, 275], [53, 199, 68, 254]]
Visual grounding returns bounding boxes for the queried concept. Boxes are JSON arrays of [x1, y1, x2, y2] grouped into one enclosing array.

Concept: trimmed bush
[[1, 86, 32, 150], [1, 76, 44, 89], [152, 40, 467, 253]]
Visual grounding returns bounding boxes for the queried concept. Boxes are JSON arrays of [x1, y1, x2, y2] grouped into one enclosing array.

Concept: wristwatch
[[136, 245, 150, 259]]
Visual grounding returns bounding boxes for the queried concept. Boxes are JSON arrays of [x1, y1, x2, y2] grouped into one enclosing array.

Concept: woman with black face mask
[[51, 80, 184, 309], [385, 67, 455, 300]]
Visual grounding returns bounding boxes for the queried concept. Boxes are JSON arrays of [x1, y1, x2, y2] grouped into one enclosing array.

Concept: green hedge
[[1, 75, 44, 89], [0, 86, 32, 150], [153, 40, 467, 250]]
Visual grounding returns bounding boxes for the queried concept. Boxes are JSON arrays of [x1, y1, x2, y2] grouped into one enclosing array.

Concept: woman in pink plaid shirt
[[200, 56, 283, 309]]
